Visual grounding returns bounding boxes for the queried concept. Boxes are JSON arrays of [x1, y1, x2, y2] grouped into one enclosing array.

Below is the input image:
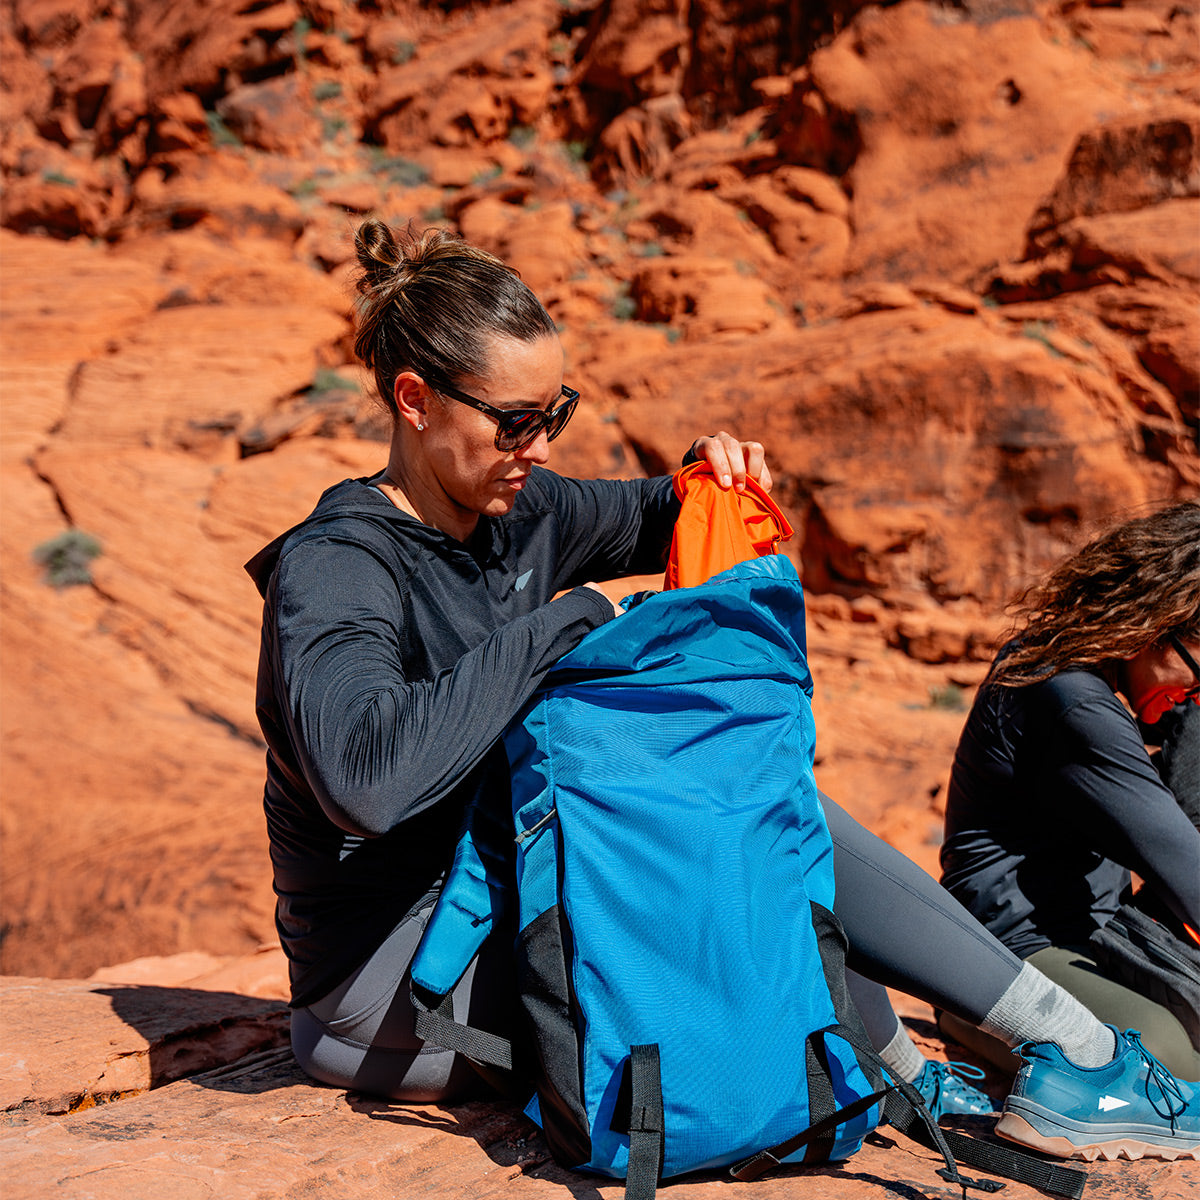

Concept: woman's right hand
[[688, 431, 772, 493], [583, 581, 623, 617]]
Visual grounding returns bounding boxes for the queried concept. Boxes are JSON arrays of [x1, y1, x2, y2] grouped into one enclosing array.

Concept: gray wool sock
[[979, 962, 1117, 1068], [879, 1021, 928, 1084]]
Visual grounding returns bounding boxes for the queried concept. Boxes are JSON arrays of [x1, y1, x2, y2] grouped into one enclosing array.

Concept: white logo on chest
[[514, 569, 533, 591]]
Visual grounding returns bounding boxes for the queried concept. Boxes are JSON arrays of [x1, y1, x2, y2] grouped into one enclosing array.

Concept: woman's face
[[418, 332, 565, 528], [1120, 635, 1200, 724]]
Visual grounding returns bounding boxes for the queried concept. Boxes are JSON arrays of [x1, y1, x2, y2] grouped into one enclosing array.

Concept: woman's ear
[[394, 372, 429, 432]]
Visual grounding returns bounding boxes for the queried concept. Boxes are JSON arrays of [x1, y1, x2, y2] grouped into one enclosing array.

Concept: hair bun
[[350, 216, 557, 421], [355, 218, 405, 289]]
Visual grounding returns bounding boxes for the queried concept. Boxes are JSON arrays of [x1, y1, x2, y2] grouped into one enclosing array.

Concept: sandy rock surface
[[4, 954, 1195, 1200]]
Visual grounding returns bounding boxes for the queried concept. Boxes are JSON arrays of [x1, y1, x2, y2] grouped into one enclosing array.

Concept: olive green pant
[[938, 943, 1200, 1083]]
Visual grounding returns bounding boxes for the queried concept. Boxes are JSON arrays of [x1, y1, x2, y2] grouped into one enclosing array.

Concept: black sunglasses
[[1168, 634, 1200, 702], [427, 379, 579, 452]]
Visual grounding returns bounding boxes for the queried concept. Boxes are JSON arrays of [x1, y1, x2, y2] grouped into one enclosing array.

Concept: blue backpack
[[411, 558, 1084, 1200]]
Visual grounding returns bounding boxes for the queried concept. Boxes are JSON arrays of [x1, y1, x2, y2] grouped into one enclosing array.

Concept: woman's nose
[[517, 429, 552, 463]]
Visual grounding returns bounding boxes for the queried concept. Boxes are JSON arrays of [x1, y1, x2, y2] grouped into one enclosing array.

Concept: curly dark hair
[[990, 501, 1200, 687]]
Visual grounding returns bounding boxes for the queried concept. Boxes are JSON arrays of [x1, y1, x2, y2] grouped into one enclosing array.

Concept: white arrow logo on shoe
[[1098, 1096, 1129, 1112]]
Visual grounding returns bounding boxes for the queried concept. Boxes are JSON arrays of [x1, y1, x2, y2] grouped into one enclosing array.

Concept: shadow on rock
[[94, 984, 290, 1094]]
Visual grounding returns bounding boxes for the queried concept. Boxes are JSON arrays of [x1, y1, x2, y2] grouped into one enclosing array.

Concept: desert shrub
[[204, 111, 241, 147], [33, 530, 102, 588], [1021, 320, 1065, 359], [370, 153, 430, 188], [308, 367, 359, 397], [928, 683, 967, 712], [612, 283, 636, 321]]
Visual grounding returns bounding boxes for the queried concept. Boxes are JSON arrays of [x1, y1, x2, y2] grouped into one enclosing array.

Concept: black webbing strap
[[818, 1020, 1087, 1199], [801, 1035, 839, 1164], [410, 987, 513, 1070], [884, 1091, 1086, 1200], [730, 1085, 894, 1181], [624, 1044, 664, 1200], [734, 1022, 1086, 1200]]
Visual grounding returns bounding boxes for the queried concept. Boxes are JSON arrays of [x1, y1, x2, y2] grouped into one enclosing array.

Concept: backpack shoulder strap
[[409, 783, 518, 1084], [410, 986, 513, 1072]]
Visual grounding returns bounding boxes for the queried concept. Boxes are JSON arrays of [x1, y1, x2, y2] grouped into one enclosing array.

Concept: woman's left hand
[[690, 432, 772, 493]]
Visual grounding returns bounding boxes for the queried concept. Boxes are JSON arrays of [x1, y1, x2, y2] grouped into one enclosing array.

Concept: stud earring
[[416, 423, 425, 431]]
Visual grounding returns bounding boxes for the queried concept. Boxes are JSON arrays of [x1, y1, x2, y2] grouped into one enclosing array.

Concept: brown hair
[[352, 218, 556, 416], [990, 501, 1200, 687]]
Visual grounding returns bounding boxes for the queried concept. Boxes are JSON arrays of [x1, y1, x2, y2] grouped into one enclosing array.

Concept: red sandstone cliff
[[1, 0, 1196, 993], [2, 3, 1198, 1196]]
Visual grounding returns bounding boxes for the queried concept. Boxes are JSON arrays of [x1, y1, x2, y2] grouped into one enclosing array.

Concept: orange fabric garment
[[663, 462, 794, 590]]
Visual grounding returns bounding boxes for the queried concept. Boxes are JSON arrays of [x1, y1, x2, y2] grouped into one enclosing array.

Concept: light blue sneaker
[[912, 1058, 995, 1120], [996, 1027, 1200, 1161]]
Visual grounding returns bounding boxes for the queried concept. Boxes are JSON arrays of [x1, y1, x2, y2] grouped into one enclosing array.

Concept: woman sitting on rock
[[245, 217, 1200, 1161], [940, 502, 1200, 1080]]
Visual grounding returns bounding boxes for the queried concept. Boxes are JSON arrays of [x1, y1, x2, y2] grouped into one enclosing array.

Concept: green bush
[[33, 530, 102, 588], [292, 16, 312, 66], [928, 683, 967, 712], [371, 154, 430, 188], [1021, 320, 1065, 359], [286, 176, 320, 198], [308, 367, 359, 397], [204, 111, 241, 148], [321, 113, 348, 141], [612, 283, 637, 322]]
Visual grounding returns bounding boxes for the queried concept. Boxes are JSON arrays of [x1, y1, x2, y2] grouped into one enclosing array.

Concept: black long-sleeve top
[[940, 662, 1200, 960], [245, 468, 679, 1005]]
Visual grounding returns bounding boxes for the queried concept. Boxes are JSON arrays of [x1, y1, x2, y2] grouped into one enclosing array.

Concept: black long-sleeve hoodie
[[245, 468, 679, 1005], [940, 662, 1200, 959]]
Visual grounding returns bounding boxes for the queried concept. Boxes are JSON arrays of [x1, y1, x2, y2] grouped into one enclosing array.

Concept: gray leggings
[[291, 793, 1024, 1101], [291, 904, 515, 1102]]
